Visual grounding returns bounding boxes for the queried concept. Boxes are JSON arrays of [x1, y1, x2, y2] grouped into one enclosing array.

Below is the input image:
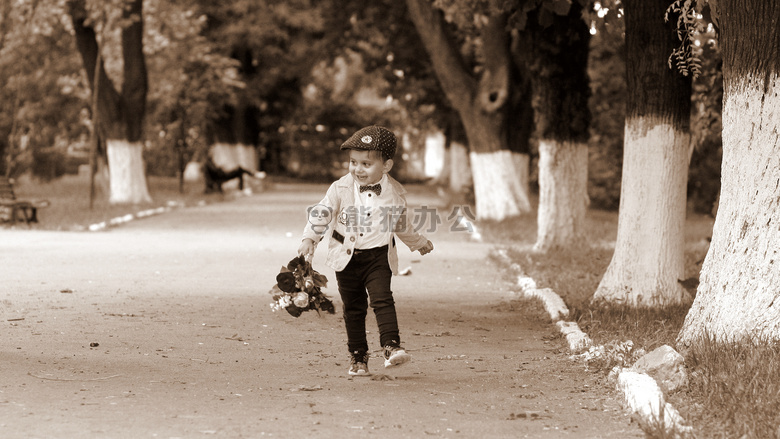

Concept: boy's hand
[[418, 240, 434, 255], [298, 239, 316, 261]]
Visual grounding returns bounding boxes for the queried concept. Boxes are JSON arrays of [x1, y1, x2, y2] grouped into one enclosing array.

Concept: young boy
[[298, 125, 434, 376]]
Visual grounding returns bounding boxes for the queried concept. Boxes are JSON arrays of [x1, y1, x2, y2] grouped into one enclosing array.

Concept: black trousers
[[335, 245, 399, 353]]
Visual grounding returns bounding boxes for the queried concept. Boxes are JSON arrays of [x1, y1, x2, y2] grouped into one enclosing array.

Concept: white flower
[[270, 295, 295, 312], [293, 292, 309, 308]]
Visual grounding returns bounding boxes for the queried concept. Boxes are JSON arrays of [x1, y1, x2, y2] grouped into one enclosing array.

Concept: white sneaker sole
[[384, 350, 411, 368], [349, 370, 370, 376]]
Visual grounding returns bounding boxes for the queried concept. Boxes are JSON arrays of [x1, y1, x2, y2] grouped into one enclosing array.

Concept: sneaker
[[348, 351, 370, 376], [383, 342, 411, 368]]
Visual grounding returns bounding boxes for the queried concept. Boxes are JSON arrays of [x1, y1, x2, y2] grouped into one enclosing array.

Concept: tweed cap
[[340, 125, 397, 160]]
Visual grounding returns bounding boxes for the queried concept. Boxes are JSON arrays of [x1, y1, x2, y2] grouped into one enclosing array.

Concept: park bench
[[0, 177, 49, 225]]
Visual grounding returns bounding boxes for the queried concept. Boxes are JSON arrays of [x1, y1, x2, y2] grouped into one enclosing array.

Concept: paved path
[[0, 183, 641, 438]]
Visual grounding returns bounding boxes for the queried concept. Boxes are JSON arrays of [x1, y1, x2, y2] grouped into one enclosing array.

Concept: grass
[[6, 173, 254, 231], [671, 336, 780, 439], [480, 206, 780, 439]]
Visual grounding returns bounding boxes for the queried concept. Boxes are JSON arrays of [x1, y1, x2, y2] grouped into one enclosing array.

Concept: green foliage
[[0, 0, 723, 212], [0, 0, 87, 177], [665, 0, 708, 78], [197, 0, 327, 105], [329, 0, 452, 132], [500, 0, 589, 30], [144, 0, 243, 175]]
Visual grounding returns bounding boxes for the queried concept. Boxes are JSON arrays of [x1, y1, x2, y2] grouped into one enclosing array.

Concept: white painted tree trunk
[[469, 150, 532, 221], [678, 75, 780, 344], [211, 143, 257, 172], [107, 139, 151, 204], [534, 140, 588, 252], [593, 120, 692, 306], [449, 141, 471, 194]]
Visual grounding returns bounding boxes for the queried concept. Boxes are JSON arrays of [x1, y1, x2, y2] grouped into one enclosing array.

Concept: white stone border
[[88, 201, 185, 231], [492, 248, 691, 436], [85, 187, 258, 232]]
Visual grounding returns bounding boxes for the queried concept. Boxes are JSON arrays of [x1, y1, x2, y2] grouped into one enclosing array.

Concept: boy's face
[[348, 149, 392, 186]]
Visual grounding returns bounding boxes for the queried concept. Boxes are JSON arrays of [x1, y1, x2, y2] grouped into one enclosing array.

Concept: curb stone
[[88, 204, 178, 231], [492, 247, 692, 437], [493, 248, 590, 352], [86, 188, 256, 232]]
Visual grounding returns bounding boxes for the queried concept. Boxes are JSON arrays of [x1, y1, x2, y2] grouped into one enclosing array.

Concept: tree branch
[[404, 0, 477, 111]]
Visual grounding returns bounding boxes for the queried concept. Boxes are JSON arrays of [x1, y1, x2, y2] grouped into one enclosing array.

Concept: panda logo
[[307, 204, 333, 235]]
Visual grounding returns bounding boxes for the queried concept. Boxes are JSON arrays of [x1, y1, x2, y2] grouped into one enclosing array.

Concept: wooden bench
[[0, 177, 49, 225]]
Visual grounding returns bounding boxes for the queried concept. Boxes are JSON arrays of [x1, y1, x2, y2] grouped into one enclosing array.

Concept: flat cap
[[340, 125, 397, 160]]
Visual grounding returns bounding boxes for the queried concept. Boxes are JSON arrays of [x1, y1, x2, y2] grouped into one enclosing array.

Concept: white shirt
[[353, 174, 393, 249]]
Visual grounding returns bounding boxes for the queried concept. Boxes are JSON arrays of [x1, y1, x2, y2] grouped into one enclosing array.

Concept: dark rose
[[287, 255, 307, 272], [285, 305, 303, 318], [276, 272, 298, 293], [319, 297, 335, 314]]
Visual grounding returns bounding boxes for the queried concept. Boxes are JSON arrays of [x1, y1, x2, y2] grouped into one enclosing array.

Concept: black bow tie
[[359, 183, 381, 195]]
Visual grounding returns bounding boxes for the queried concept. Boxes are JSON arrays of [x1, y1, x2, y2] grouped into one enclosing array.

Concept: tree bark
[[678, 0, 780, 345], [405, 0, 532, 220], [519, 3, 591, 251], [121, 0, 148, 143], [69, 0, 151, 204], [534, 140, 588, 252], [592, 0, 693, 306]]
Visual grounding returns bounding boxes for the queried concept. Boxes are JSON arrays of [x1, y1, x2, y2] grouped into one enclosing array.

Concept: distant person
[[298, 126, 434, 376], [203, 156, 263, 193]]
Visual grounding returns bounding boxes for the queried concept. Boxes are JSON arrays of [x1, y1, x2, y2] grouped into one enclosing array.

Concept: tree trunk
[[460, 103, 532, 220], [678, 1, 780, 345], [534, 140, 588, 252], [470, 150, 531, 220], [69, 0, 151, 205], [594, 122, 691, 305], [107, 140, 151, 204], [405, 0, 532, 220], [592, 0, 693, 306], [520, 3, 591, 251]]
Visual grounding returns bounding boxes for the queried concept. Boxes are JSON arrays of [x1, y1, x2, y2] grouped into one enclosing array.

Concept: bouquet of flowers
[[269, 255, 335, 317]]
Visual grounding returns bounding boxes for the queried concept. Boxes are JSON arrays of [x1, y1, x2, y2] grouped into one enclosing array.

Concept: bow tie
[[359, 183, 381, 195]]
